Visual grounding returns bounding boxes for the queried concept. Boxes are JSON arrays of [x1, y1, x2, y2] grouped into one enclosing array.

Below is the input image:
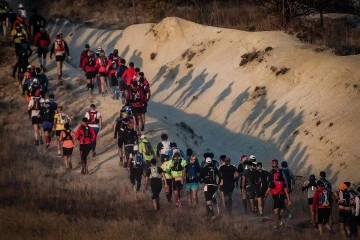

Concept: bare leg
[[257, 197, 264, 215], [33, 124, 39, 141], [187, 191, 191, 207], [192, 190, 198, 208], [310, 205, 315, 225], [318, 223, 323, 236]]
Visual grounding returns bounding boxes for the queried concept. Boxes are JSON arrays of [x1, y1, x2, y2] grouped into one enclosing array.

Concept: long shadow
[[90, 153, 118, 174], [241, 95, 268, 134], [174, 69, 207, 108], [185, 73, 217, 110], [223, 87, 250, 126], [206, 82, 234, 118], [163, 69, 194, 102], [151, 64, 180, 97], [150, 65, 168, 86], [250, 100, 276, 131], [129, 50, 143, 69], [120, 45, 130, 60]]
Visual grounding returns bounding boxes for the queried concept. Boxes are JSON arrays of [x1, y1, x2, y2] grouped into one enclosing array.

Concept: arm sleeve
[[13, 62, 18, 77]]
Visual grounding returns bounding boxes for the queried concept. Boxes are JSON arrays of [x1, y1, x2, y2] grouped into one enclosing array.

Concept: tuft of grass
[[270, 66, 290, 76], [251, 86, 267, 99], [150, 52, 157, 60], [240, 50, 260, 66]]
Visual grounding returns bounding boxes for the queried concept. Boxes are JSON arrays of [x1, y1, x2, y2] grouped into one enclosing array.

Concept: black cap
[[85, 44, 90, 48]]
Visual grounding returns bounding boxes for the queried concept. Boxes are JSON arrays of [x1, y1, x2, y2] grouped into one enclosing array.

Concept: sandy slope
[[44, 17, 360, 185]]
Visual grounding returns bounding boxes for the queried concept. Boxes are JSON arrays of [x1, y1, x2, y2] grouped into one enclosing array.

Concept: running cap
[[133, 145, 139, 151], [339, 183, 347, 191], [18, 3, 24, 9], [40, 98, 45, 103], [97, 47, 102, 51], [140, 135, 146, 139], [249, 155, 256, 160], [205, 157, 212, 164], [85, 44, 90, 48], [309, 174, 315, 180], [241, 154, 247, 160], [90, 104, 96, 108]]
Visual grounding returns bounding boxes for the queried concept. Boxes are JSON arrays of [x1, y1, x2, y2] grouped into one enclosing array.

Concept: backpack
[[186, 163, 200, 181], [341, 190, 351, 207], [270, 168, 284, 182], [171, 158, 184, 172], [59, 113, 68, 125], [42, 106, 54, 121], [134, 153, 144, 167], [318, 189, 330, 207], [61, 130, 73, 141], [143, 142, 153, 156], [270, 180, 285, 195], [88, 56, 95, 66], [320, 179, 332, 192], [55, 39, 65, 53], [131, 89, 141, 102], [15, 28, 24, 39], [82, 125, 91, 138], [150, 166, 162, 179], [32, 97, 41, 110], [88, 111, 99, 124]]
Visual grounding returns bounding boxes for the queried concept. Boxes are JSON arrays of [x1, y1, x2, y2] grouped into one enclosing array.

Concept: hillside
[[48, 17, 360, 184]]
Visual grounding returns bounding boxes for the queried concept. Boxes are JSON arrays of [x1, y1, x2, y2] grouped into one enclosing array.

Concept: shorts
[[63, 147, 74, 156], [132, 106, 143, 116], [31, 116, 42, 125], [117, 137, 125, 148], [255, 184, 267, 198], [186, 182, 199, 192], [86, 71, 97, 79], [37, 47, 49, 57], [272, 194, 286, 210], [124, 145, 134, 158], [42, 121, 53, 132], [0, 13, 7, 21], [204, 185, 218, 201], [92, 127, 99, 135], [317, 208, 331, 224], [143, 102, 148, 113], [150, 179, 162, 199], [55, 55, 65, 62], [338, 210, 352, 224], [56, 130, 63, 137], [119, 80, 126, 91], [245, 185, 256, 200], [173, 180, 183, 191], [221, 184, 235, 195], [308, 198, 314, 205], [98, 72, 107, 77]]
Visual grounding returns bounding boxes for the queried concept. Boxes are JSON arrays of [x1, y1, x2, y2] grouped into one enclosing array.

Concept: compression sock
[[243, 199, 248, 212]]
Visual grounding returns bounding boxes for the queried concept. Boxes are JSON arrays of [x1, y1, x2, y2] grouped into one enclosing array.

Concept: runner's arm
[[64, 41, 70, 57], [12, 62, 18, 77], [49, 42, 54, 58], [284, 188, 291, 205], [312, 190, 319, 211]]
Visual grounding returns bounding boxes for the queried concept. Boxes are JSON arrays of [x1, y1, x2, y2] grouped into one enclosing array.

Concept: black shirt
[[219, 164, 237, 187]]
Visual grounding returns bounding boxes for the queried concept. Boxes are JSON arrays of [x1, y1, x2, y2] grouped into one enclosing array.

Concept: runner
[[35, 67, 48, 97], [167, 142, 186, 159], [166, 151, 187, 207], [318, 171, 334, 226], [28, 8, 45, 39], [34, 28, 50, 71], [50, 33, 70, 80], [219, 157, 238, 215], [255, 162, 269, 221], [302, 174, 318, 226], [185, 154, 200, 208], [116, 58, 127, 103], [144, 158, 165, 211], [269, 159, 292, 219], [238, 154, 248, 212], [59, 123, 76, 170], [156, 133, 171, 163], [82, 50, 97, 94], [121, 61, 135, 88], [312, 180, 332, 236], [128, 144, 144, 193], [123, 120, 138, 168], [22, 65, 35, 103], [79, 43, 90, 69], [242, 160, 257, 214], [28, 89, 44, 146], [75, 118, 96, 175], [338, 183, 354, 238], [13, 44, 31, 88], [108, 60, 120, 100], [353, 187, 360, 237], [17, 3, 27, 18], [138, 72, 151, 131], [95, 49, 108, 96], [127, 80, 145, 134], [138, 134, 155, 170], [200, 152, 219, 168], [114, 109, 128, 166], [264, 168, 292, 229], [200, 157, 222, 218], [10, 22, 27, 56], [39, 98, 56, 149], [161, 153, 173, 203], [0, 0, 9, 37], [85, 104, 102, 157], [53, 106, 70, 157]]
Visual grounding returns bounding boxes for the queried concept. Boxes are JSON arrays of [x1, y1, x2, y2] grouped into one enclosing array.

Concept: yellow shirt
[[11, 28, 27, 43], [54, 112, 70, 130], [161, 161, 172, 180]]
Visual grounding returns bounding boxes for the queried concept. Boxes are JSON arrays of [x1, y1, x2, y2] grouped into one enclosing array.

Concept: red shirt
[[82, 56, 98, 72], [79, 49, 89, 68], [75, 124, 96, 144], [95, 57, 109, 73], [127, 86, 145, 108], [313, 187, 331, 209], [121, 67, 135, 86], [34, 31, 50, 48]]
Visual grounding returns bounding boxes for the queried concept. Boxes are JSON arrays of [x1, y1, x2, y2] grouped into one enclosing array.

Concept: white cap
[[140, 135, 146, 139], [249, 155, 256, 160], [133, 145, 139, 151], [40, 99, 45, 103], [18, 3, 24, 8], [172, 149, 180, 157], [205, 157, 212, 163]]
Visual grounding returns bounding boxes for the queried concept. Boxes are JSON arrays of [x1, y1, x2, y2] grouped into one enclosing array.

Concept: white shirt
[[85, 110, 101, 128], [28, 97, 44, 117]]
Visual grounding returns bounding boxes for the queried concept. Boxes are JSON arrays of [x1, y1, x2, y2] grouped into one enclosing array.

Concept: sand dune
[[46, 17, 360, 184]]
